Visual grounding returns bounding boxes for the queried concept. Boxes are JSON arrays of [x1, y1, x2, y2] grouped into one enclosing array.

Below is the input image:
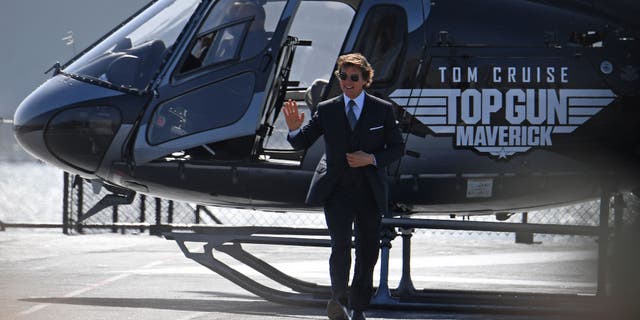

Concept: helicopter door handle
[[260, 53, 272, 72]]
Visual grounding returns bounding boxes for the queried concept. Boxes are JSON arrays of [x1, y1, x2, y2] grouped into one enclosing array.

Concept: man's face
[[338, 65, 365, 100]]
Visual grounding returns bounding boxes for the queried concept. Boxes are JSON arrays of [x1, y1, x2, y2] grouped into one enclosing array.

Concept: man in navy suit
[[283, 53, 404, 320]]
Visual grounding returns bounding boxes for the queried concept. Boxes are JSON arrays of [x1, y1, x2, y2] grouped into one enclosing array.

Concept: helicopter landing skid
[[165, 226, 333, 306], [165, 212, 610, 315]]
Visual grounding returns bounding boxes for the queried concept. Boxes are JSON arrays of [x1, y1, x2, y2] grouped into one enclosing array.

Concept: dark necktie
[[347, 100, 357, 130]]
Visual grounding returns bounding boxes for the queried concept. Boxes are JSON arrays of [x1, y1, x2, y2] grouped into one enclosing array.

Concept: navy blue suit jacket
[[288, 92, 404, 215]]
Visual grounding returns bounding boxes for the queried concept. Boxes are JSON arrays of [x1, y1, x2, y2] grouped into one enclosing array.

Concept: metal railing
[[61, 172, 224, 235], [58, 171, 639, 238]]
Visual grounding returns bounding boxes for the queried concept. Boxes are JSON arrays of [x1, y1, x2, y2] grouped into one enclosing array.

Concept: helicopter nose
[[14, 76, 123, 173], [13, 93, 55, 165]]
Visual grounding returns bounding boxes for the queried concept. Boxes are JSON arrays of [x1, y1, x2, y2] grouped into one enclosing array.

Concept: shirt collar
[[343, 91, 365, 113]]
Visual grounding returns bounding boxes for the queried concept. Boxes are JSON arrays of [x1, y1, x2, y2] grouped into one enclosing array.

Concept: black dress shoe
[[351, 310, 366, 320], [326, 299, 350, 320]]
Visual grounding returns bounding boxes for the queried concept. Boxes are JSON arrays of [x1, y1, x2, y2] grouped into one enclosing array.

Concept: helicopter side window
[[181, 22, 250, 72], [179, 0, 284, 74], [353, 5, 407, 85]]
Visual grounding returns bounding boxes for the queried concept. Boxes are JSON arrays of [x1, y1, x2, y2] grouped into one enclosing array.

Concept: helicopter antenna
[[62, 30, 77, 55]]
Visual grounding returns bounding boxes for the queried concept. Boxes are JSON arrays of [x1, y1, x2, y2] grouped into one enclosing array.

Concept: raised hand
[[282, 99, 305, 131]]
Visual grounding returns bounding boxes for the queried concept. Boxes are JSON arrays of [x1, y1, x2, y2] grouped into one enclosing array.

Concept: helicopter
[[12, 0, 640, 312]]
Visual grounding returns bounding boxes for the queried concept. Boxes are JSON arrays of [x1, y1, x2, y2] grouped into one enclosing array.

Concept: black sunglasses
[[338, 72, 361, 82]]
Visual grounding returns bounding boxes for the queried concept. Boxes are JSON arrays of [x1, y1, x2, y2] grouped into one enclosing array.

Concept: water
[[0, 161, 62, 223]]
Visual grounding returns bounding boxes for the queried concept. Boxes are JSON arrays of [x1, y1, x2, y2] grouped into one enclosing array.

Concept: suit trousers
[[323, 172, 381, 311]]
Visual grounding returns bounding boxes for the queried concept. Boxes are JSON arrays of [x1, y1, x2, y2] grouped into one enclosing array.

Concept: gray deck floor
[[0, 229, 609, 320]]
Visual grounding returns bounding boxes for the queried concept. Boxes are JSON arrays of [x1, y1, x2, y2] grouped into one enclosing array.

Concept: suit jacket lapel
[[331, 95, 349, 142], [355, 93, 373, 135], [335, 94, 346, 127]]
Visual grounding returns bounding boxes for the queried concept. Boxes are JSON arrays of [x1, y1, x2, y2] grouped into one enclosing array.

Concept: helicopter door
[[352, 5, 408, 87], [132, 0, 300, 164]]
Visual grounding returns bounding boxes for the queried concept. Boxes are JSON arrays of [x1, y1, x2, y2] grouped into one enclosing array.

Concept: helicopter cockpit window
[[179, 0, 286, 74], [353, 5, 407, 85], [63, 0, 200, 92]]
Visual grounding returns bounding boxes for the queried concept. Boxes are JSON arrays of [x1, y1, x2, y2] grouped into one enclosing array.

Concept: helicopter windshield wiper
[[46, 64, 142, 95]]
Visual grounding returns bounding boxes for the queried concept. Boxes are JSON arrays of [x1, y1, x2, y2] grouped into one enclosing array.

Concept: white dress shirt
[[344, 91, 365, 121]]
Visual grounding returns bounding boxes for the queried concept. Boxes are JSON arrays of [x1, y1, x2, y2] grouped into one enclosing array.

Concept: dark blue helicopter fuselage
[[14, 0, 640, 215]]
